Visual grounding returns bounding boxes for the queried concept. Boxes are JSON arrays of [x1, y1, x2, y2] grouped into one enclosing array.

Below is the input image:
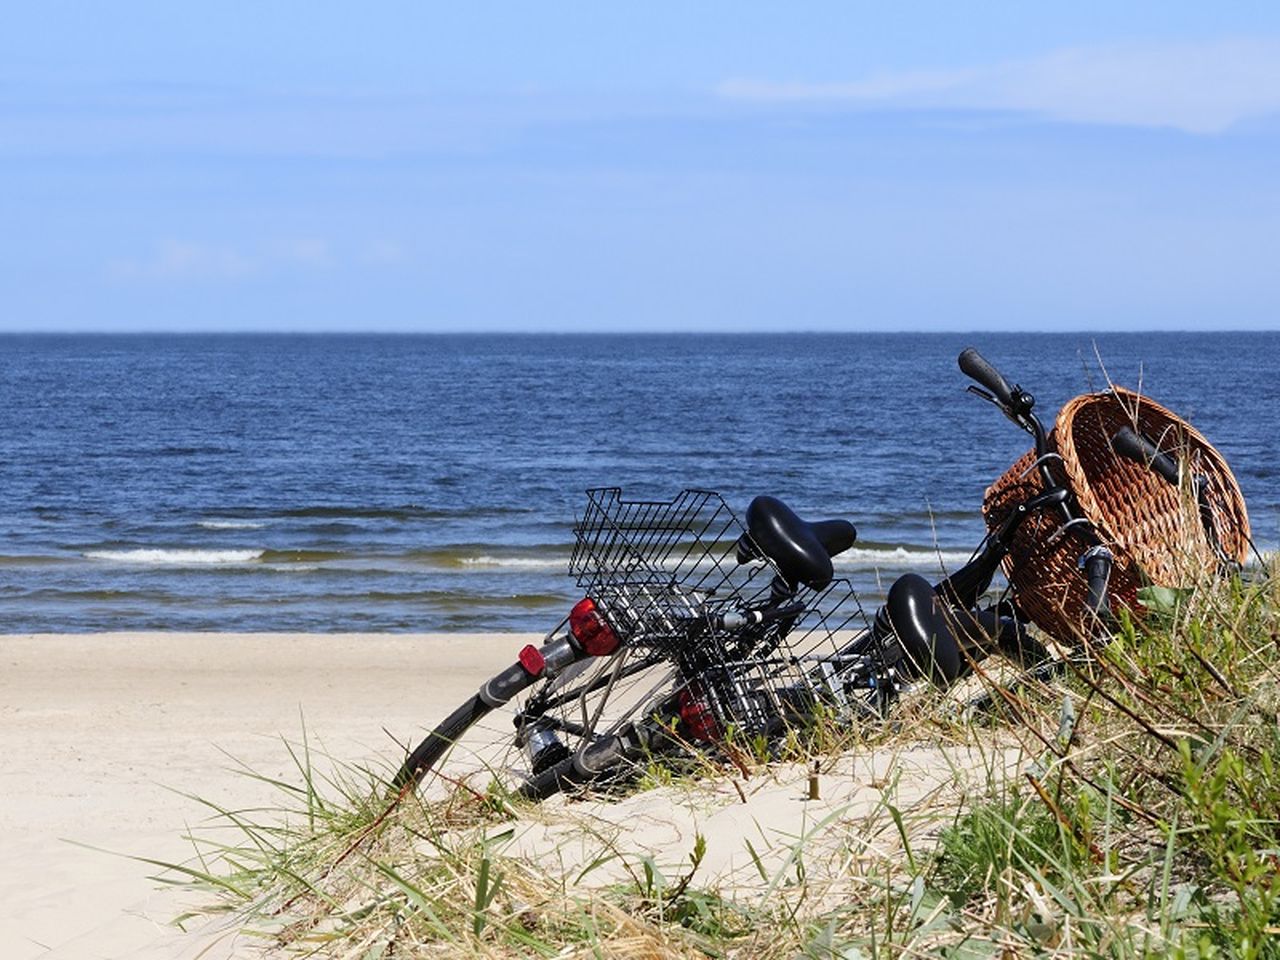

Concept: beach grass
[[154, 564, 1280, 958]]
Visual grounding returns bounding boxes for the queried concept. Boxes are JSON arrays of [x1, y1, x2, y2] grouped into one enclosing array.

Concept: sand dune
[[1, 632, 1018, 958]]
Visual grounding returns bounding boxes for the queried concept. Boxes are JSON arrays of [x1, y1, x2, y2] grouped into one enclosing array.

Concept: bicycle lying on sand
[[393, 349, 1251, 802]]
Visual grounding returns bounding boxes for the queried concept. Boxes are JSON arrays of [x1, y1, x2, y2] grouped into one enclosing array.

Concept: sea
[[1, 333, 1276, 633]]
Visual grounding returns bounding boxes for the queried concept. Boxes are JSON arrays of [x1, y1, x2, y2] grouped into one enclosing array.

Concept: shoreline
[[0, 631, 537, 959]]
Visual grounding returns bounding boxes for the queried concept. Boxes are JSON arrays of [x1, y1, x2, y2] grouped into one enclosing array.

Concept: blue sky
[[4, 3, 1280, 331]]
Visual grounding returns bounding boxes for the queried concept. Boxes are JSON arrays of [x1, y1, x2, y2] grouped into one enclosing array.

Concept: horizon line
[[1, 327, 1275, 337]]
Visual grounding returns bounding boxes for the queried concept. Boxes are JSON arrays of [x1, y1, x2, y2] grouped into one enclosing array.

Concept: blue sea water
[[0, 333, 1276, 632]]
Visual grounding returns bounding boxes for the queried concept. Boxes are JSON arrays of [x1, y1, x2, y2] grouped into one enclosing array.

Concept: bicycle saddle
[[738, 495, 857, 591], [877, 573, 964, 685]]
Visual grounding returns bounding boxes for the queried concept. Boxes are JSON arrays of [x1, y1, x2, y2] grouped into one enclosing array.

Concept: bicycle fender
[[478, 637, 581, 707]]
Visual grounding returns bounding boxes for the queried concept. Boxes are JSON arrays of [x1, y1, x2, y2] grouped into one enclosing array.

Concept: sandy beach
[[2, 632, 1026, 959], [0, 632, 537, 959]]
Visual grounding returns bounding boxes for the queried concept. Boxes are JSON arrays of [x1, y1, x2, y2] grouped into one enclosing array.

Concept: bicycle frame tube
[[935, 486, 1069, 609]]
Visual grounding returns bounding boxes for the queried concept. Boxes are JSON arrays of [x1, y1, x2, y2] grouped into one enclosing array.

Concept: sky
[[3, 3, 1280, 332]]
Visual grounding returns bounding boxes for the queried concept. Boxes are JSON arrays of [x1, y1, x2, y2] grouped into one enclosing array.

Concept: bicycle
[[391, 489, 884, 802], [391, 349, 1251, 803]]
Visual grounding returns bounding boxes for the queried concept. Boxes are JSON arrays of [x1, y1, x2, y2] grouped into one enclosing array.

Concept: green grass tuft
[[149, 565, 1280, 958]]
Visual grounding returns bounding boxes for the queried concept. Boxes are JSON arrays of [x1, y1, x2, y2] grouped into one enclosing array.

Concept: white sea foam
[[833, 547, 975, 570], [458, 555, 565, 569], [85, 548, 265, 565], [197, 519, 266, 530], [458, 547, 972, 574], [453, 546, 974, 573]]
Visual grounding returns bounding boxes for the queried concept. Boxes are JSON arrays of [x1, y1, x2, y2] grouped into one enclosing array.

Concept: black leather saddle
[[875, 574, 963, 684], [737, 495, 857, 591], [876, 573, 1037, 687]]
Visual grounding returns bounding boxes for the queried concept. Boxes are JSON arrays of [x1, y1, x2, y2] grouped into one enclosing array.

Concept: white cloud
[[718, 39, 1280, 134], [108, 237, 351, 282], [719, 69, 977, 104], [281, 237, 332, 266], [361, 239, 406, 264], [108, 241, 256, 281]]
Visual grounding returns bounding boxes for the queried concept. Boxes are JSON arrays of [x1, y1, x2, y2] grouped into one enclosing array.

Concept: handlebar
[[958, 347, 1018, 410], [955, 347, 1117, 639], [1112, 428, 1238, 573], [1111, 427, 1180, 487], [957, 346, 1043, 449]]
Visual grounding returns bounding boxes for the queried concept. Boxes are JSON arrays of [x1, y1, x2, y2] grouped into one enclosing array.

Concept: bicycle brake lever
[[966, 384, 1035, 436]]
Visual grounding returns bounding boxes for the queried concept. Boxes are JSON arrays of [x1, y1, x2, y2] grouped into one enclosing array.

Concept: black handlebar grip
[[958, 347, 1016, 408], [1111, 427, 1180, 487]]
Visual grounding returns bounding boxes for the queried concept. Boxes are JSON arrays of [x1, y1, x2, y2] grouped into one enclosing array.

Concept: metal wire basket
[[984, 387, 1250, 645], [569, 488, 873, 736]]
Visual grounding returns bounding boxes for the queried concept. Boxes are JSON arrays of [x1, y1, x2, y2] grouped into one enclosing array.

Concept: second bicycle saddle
[[738, 495, 856, 591], [876, 573, 964, 686]]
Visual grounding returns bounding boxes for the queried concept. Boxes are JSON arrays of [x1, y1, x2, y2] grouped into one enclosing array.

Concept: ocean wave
[[429, 544, 971, 573], [279, 504, 526, 521], [458, 555, 566, 569], [353, 589, 567, 607], [259, 548, 348, 563], [833, 546, 975, 570], [84, 548, 265, 565], [71, 542, 974, 573], [12, 587, 175, 602], [197, 519, 266, 530], [0, 554, 74, 567]]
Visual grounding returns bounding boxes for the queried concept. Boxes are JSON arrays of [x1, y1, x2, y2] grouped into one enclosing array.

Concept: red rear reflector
[[569, 597, 620, 656], [678, 687, 721, 742], [518, 644, 546, 676]]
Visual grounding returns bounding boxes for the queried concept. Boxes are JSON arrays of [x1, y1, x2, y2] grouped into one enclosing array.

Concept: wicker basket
[[982, 387, 1250, 645]]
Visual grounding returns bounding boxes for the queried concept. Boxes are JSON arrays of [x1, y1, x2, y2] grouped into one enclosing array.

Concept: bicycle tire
[[393, 693, 491, 792], [393, 640, 683, 803]]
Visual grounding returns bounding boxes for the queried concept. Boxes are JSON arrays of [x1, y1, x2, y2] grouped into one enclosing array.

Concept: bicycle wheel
[[393, 633, 684, 804]]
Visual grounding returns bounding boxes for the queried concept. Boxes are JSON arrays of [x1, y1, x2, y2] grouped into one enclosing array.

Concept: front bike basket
[[984, 387, 1250, 645], [568, 488, 872, 736]]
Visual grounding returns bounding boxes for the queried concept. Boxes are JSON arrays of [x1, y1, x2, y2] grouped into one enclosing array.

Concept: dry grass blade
[[151, 567, 1279, 958]]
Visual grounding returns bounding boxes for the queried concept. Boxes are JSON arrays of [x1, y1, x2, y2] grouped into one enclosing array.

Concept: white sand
[[501, 740, 1021, 911], [1, 632, 1023, 959], [0, 632, 535, 960]]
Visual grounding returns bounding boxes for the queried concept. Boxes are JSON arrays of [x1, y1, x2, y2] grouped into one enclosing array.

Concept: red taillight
[[678, 686, 721, 742], [569, 597, 620, 656]]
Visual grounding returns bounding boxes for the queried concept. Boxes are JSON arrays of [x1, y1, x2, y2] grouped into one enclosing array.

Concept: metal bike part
[[524, 721, 572, 774], [478, 636, 581, 708], [1112, 427, 1180, 487], [1112, 427, 1239, 574], [959, 347, 1072, 526], [1019, 452, 1066, 480], [1079, 545, 1114, 628], [1044, 516, 1093, 547], [936, 486, 1072, 610], [399, 487, 874, 803]]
